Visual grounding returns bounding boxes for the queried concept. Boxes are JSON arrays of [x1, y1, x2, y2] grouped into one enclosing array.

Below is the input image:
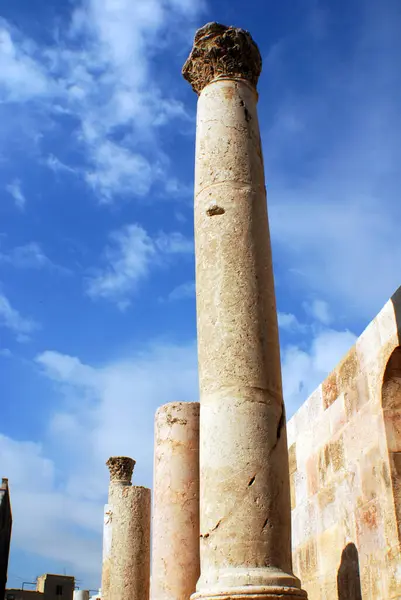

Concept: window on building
[[56, 586, 63, 596]]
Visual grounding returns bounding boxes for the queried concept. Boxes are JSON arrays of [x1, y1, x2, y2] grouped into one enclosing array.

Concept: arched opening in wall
[[382, 346, 401, 544]]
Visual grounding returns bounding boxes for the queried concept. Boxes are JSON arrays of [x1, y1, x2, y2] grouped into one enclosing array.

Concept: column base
[[191, 586, 307, 599]]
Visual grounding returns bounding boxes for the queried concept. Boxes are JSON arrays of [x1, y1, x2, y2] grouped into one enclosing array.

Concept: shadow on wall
[[337, 543, 362, 600], [392, 286, 401, 345]]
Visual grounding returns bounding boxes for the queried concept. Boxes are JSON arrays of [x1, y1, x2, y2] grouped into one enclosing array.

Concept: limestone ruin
[[102, 457, 151, 600], [288, 287, 401, 598], [100, 21, 401, 600]]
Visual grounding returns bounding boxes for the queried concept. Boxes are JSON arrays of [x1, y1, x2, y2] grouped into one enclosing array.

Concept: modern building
[[6, 574, 75, 600]]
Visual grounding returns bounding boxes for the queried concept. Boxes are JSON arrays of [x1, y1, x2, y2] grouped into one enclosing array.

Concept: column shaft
[[151, 402, 200, 600], [101, 457, 151, 600], [182, 21, 307, 600], [108, 485, 151, 600]]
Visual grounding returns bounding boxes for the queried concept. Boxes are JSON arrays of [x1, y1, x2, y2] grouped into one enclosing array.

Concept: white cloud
[[0, 292, 38, 340], [0, 23, 53, 102], [1, 0, 204, 202], [18, 314, 354, 580], [278, 312, 306, 333], [36, 342, 198, 487], [282, 327, 357, 418], [155, 231, 194, 254], [86, 223, 192, 308], [0, 242, 68, 272], [270, 193, 401, 319], [167, 280, 195, 301], [0, 339, 199, 583], [86, 224, 156, 307], [0, 435, 101, 580], [5, 179, 26, 210], [85, 141, 153, 202], [303, 299, 331, 326], [45, 154, 76, 175]]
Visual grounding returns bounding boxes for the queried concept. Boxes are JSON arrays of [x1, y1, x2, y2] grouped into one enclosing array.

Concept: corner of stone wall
[[287, 289, 401, 599]]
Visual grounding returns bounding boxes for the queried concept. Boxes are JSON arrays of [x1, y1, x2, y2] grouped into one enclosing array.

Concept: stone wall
[[287, 287, 401, 599], [0, 478, 12, 599]]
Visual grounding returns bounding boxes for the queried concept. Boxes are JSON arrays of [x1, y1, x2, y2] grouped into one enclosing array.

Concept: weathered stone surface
[[101, 503, 112, 600], [287, 289, 401, 599], [151, 402, 200, 600], [184, 22, 306, 600], [101, 457, 150, 600], [322, 372, 338, 410], [106, 456, 135, 484], [182, 22, 262, 95]]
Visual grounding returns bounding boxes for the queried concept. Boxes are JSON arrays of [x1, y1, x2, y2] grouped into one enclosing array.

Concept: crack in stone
[[200, 517, 223, 540], [269, 405, 286, 454], [248, 475, 256, 486], [261, 517, 269, 531]]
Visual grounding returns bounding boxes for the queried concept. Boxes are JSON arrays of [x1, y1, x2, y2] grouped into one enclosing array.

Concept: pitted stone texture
[[151, 402, 200, 600], [107, 484, 151, 600], [101, 503, 113, 600], [182, 22, 262, 95], [106, 456, 135, 484], [287, 289, 401, 599], [190, 75, 304, 598]]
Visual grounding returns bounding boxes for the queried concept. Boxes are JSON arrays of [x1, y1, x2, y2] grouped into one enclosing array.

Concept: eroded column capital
[[182, 22, 262, 95], [106, 456, 135, 484]]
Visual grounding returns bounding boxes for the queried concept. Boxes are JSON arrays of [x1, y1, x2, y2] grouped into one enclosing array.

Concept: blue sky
[[0, 0, 400, 590]]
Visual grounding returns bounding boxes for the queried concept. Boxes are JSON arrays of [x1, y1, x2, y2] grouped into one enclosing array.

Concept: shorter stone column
[[151, 402, 200, 600], [101, 456, 151, 600]]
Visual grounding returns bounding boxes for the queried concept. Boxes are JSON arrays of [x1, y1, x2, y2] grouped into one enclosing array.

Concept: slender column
[[101, 457, 151, 600], [182, 23, 307, 600], [151, 402, 200, 600]]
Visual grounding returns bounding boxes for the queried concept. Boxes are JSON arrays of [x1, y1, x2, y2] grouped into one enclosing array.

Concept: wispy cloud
[[0, 24, 54, 102], [5, 179, 26, 210], [45, 154, 77, 176], [278, 312, 306, 333], [155, 232, 194, 255], [0, 339, 199, 581], [84, 141, 154, 202], [0, 242, 69, 273], [302, 299, 331, 326], [0, 292, 38, 341], [167, 280, 195, 301], [22, 309, 354, 579], [86, 223, 192, 308], [0, 0, 204, 202], [265, 1, 401, 320], [0, 434, 101, 580], [86, 224, 156, 308], [282, 326, 357, 418]]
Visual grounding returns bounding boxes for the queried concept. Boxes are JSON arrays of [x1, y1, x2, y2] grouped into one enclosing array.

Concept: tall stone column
[[151, 402, 200, 600], [182, 23, 307, 600], [101, 457, 151, 600]]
